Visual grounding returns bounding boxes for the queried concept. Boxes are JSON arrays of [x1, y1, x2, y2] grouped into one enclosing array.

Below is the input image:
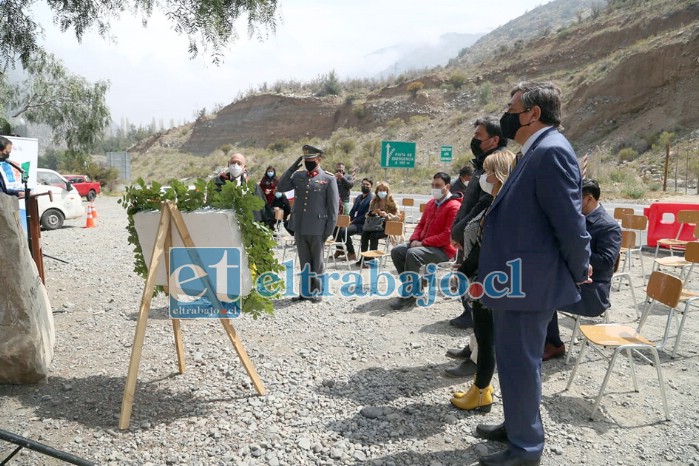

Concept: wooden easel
[[119, 201, 266, 430]]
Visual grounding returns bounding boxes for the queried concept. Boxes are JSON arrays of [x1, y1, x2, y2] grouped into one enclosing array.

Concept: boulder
[[0, 194, 55, 383]]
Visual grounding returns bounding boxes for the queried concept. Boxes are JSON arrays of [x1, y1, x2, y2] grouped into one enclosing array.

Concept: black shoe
[[443, 359, 477, 378], [450, 311, 474, 329], [291, 296, 306, 302], [478, 448, 540, 466], [446, 345, 471, 359], [390, 297, 417, 310], [476, 422, 508, 442]]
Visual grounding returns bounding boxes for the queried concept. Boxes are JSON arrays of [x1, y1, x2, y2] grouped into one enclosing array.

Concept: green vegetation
[[407, 81, 424, 97], [1, 0, 279, 67], [618, 147, 639, 162], [316, 70, 342, 97], [119, 178, 283, 318]]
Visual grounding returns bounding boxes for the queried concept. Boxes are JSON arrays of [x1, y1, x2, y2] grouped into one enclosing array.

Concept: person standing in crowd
[[214, 152, 270, 223], [259, 165, 278, 206], [335, 178, 373, 262], [450, 165, 474, 196], [0, 136, 25, 198], [389, 172, 462, 310], [448, 150, 517, 412], [543, 178, 621, 361], [449, 118, 507, 330], [335, 162, 355, 215], [357, 181, 401, 266], [476, 82, 591, 466], [278, 144, 339, 302]]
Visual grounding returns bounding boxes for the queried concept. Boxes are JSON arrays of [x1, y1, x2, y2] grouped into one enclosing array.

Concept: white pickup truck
[[35, 168, 84, 230]]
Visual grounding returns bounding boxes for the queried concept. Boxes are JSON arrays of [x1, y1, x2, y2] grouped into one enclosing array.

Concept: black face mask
[[470, 137, 485, 157], [361, 186, 371, 194], [500, 110, 528, 140], [304, 160, 318, 172]]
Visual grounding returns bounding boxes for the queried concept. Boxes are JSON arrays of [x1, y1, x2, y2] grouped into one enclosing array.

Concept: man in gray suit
[[278, 144, 339, 303]]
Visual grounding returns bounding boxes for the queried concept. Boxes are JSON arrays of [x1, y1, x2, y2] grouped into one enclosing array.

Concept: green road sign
[[440, 145, 453, 163], [381, 141, 416, 168]]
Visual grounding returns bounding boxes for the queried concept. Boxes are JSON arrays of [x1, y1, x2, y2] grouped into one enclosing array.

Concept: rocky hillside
[[132, 0, 699, 168]]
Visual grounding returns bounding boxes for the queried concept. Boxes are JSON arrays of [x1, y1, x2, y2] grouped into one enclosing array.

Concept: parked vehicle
[[64, 174, 101, 201], [36, 168, 85, 230]]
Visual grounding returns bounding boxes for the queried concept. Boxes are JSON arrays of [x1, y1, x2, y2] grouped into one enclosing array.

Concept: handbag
[[363, 214, 385, 232]]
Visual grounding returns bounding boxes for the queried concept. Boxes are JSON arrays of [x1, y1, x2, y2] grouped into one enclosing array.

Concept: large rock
[[0, 194, 55, 383]]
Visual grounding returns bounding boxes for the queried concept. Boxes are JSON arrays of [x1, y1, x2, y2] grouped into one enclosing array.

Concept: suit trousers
[[472, 300, 495, 389], [493, 307, 553, 461], [390, 244, 450, 277], [337, 224, 361, 254], [545, 312, 564, 347], [295, 233, 325, 296]]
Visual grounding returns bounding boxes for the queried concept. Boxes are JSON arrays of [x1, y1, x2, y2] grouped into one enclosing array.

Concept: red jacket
[[410, 193, 462, 259]]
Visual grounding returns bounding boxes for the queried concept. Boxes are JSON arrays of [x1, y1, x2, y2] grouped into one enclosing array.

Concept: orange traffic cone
[[90, 201, 98, 218], [84, 203, 95, 228]]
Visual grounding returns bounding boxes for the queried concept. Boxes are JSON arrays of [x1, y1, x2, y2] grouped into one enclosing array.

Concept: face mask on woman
[[479, 174, 495, 195], [377, 191, 387, 199], [274, 191, 282, 199], [267, 171, 275, 178]]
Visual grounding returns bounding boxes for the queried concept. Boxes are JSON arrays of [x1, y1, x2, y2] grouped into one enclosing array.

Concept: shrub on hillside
[[268, 138, 293, 153], [448, 72, 467, 90], [353, 104, 367, 120], [622, 181, 646, 199], [618, 147, 639, 162], [407, 81, 424, 97]]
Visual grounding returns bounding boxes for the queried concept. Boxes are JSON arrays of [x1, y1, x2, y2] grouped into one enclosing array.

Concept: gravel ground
[[1, 196, 699, 466]]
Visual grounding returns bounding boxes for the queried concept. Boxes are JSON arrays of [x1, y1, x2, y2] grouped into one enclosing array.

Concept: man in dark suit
[[278, 144, 339, 303], [543, 178, 622, 360], [476, 82, 591, 466], [335, 178, 373, 262]]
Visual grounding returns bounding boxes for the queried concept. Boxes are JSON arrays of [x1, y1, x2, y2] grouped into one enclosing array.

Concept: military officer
[[277, 144, 339, 302]]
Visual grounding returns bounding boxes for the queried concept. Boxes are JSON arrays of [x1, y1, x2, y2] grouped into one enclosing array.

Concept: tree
[[0, 0, 279, 68], [3, 52, 110, 152]]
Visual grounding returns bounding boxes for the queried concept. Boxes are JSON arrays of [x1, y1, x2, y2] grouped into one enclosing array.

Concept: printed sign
[[381, 141, 416, 168], [169, 247, 242, 318]]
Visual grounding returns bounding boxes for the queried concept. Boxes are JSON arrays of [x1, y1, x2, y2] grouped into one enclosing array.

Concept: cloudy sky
[[34, 0, 548, 128]]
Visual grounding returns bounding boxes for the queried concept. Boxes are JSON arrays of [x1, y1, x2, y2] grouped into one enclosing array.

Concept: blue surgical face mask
[[267, 171, 275, 178], [377, 191, 387, 199], [274, 192, 282, 199]]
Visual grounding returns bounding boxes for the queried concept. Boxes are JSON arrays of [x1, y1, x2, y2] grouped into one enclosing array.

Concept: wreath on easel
[[118, 178, 284, 318]]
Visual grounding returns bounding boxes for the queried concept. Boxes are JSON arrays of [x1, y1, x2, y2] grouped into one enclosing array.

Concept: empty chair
[[639, 258, 699, 357], [612, 230, 640, 317], [402, 198, 415, 223], [620, 214, 648, 285], [653, 210, 699, 259], [565, 323, 670, 421], [613, 207, 634, 223], [325, 215, 351, 270]]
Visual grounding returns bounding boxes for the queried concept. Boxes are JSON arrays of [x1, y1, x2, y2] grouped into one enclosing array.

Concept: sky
[[34, 0, 548, 128]]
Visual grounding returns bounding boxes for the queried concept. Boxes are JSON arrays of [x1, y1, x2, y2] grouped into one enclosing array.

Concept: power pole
[[663, 143, 670, 191]]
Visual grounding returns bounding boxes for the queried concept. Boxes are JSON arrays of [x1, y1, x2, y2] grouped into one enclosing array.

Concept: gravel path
[[1, 197, 698, 465]]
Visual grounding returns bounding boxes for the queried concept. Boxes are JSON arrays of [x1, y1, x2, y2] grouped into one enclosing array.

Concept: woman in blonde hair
[[356, 181, 401, 266], [449, 149, 517, 413]]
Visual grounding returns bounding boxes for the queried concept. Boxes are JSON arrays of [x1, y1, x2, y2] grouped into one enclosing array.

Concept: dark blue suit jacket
[[561, 204, 621, 317], [479, 128, 591, 312], [349, 193, 373, 232]]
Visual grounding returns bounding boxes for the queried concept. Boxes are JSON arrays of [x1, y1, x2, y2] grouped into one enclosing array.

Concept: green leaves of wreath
[[119, 178, 284, 319]]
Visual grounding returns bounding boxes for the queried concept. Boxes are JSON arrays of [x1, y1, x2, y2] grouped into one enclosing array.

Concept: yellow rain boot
[[450, 384, 493, 413]]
